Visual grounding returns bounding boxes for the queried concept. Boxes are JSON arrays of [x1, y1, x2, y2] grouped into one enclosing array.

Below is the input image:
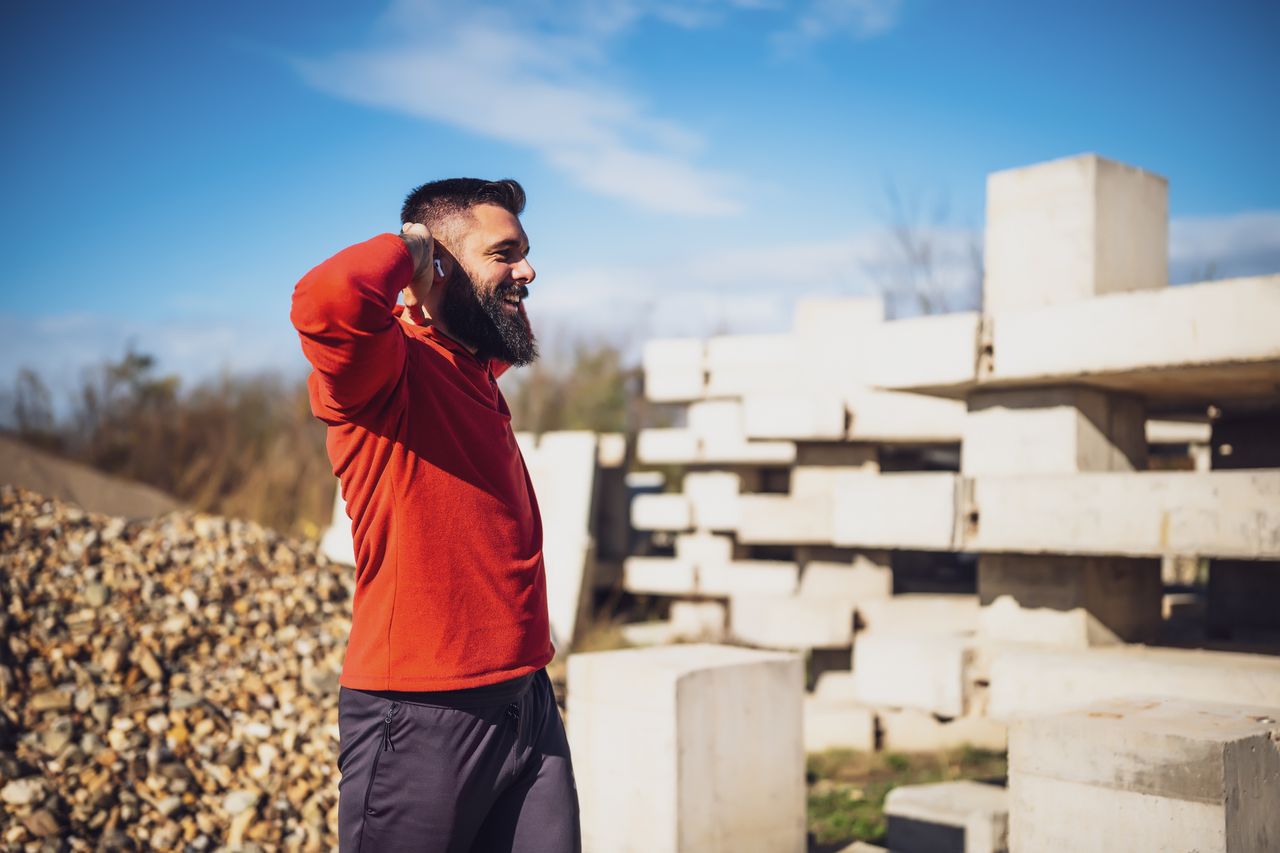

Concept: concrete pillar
[[978, 554, 1162, 647], [964, 387, 1157, 647], [984, 153, 1167, 314], [962, 388, 1147, 476], [1008, 697, 1280, 852], [568, 645, 805, 853]]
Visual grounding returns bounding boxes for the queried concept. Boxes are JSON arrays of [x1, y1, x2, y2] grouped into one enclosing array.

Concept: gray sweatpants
[[337, 669, 582, 853]]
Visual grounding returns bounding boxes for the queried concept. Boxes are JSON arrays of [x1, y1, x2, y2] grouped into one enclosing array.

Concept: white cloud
[[773, 0, 904, 56], [293, 0, 745, 216]]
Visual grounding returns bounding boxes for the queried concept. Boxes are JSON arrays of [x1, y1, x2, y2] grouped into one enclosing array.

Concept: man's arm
[[289, 229, 433, 417]]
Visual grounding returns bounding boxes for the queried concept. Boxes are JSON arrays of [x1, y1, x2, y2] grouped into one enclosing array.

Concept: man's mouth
[[499, 286, 528, 314]]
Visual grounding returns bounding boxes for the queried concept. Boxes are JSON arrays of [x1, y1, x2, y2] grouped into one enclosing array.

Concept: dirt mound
[[0, 486, 353, 850], [0, 435, 180, 519]]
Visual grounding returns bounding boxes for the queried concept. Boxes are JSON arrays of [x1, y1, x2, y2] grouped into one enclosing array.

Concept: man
[[290, 178, 580, 853]]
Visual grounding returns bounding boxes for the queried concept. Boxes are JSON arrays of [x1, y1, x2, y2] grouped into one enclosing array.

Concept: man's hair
[[400, 178, 526, 236]]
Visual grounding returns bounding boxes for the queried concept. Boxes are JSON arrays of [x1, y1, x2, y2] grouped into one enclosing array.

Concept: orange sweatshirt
[[290, 233, 553, 690]]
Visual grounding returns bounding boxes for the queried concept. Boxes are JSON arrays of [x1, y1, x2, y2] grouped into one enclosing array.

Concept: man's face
[[437, 204, 538, 366]]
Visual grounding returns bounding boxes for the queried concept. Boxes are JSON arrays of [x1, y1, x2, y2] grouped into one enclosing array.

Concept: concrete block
[[845, 389, 967, 443], [701, 436, 797, 465], [814, 671, 859, 703], [987, 644, 1280, 720], [636, 428, 700, 465], [962, 387, 1147, 476], [833, 473, 963, 550], [967, 470, 1280, 559], [623, 557, 697, 596], [642, 338, 705, 402], [877, 709, 1008, 753], [1146, 418, 1211, 445], [700, 560, 800, 597], [631, 493, 693, 532], [568, 644, 806, 853], [684, 471, 743, 531], [798, 556, 893, 600], [984, 275, 1280, 406], [977, 554, 1162, 647], [620, 620, 680, 646], [861, 312, 980, 393], [853, 633, 975, 718], [522, 431, 599, 649], [803, 697, 876, 752], [687, 400, 744, 440], [884, 780, 1008, 853], [670, 601, 727, 641], [320, 484, 355, 567], [856, 595, 980, 636], [985, 154, 1167, 313], [675, 532, 736, 568], [706, 334, 805, 397], [791, 463, 878, 500], [742, 392, 847, 440], [731, 594, 856, 650], [1008, 697, 1280, 853], [646, 369, 706, 403], [737, 494, 834, 544]]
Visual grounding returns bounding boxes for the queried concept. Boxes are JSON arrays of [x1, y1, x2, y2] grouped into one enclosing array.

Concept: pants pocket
[[357, 701, 401, 851]]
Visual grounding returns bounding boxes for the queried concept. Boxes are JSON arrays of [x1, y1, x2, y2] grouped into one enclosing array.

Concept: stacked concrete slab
[[623, 155, 1280, 768]]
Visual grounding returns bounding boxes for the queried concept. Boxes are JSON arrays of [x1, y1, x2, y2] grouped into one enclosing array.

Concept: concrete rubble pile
[[0, 485, 351, 851]]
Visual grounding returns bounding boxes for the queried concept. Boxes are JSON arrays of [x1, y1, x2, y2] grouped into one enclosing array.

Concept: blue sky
[[2, 0, 1278, 394]]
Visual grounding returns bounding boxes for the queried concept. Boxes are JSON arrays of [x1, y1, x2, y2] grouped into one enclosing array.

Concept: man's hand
[[400, 223, 436, 324]]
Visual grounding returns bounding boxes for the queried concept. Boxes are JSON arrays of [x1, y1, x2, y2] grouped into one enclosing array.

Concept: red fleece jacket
[[290, 233, 553, 690]]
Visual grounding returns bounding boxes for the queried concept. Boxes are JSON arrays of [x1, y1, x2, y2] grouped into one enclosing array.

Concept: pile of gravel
[[0, 485, 353, 851]]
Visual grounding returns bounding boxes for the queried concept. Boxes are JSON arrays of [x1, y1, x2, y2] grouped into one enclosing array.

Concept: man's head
[[401, 178, 537, 366]]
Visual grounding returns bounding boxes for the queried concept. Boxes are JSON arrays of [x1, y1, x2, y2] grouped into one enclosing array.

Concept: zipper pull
[[383, 702, 400, 752]]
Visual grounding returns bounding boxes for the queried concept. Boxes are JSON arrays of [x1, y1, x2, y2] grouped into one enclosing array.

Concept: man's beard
[[437, 266, 538, 367]]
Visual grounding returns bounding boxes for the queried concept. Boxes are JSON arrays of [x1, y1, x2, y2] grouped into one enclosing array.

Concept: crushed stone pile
[[0, 485, 353, 851]]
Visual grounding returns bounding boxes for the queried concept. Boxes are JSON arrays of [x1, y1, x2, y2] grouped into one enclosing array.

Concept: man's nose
[[513, 257, 536, 285]]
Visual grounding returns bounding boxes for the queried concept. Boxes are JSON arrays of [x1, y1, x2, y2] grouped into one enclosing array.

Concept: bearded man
[[290, 178, 580, 853]]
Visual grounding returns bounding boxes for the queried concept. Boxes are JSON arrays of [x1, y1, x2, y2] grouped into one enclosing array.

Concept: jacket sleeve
[[290, 234, 414, 418]]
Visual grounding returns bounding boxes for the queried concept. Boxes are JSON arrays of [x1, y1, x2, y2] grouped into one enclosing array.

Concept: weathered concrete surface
[[987, 644, 1280, 720], [877, 709, 1008, 753], [860, 312, 981, 392], [792, 462, 878, 500], [568, 645, 806, 853], [803, 696, 876, 752], [832, 473, 964, 550], [984, 154, 1167, 314], [701, 560, 800, 597], [853, 633, 975, 718], [967, 470, 1280, 559], [742, 392, 847, 440], [705, 334, 805, 397], [988, 275, 1280, 406], [845, 389, 967, 443], [798, 554, 893, 600], [631, 492, 693, 532], [884, 780, 1008, 853], [636, 428, 700, 465], [1008, 696, 1280, 853], [675, 532, 737, 568], [623, 557, 697, 596], [670, 601, 727, 641], [642, 338, 706, 402], [730, 594, 856, 650], [683, 471, 745, 531], [977, 554, 1162, 647], [962, 387, 1147, 476], [856, 595, 980, 636], [737, 493, 834, 544]]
